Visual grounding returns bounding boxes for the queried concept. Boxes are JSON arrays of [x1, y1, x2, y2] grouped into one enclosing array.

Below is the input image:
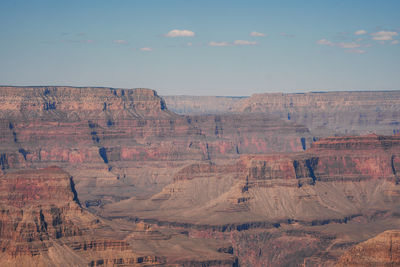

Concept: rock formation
[[234, 90, 400, 136], [2, 86, 400, 266], [335, 230, 400, 267], [0, 86, 311, 207], [0, 166, 156, 266], [105, 134, 400, 266], [0, 166, 237, 266]]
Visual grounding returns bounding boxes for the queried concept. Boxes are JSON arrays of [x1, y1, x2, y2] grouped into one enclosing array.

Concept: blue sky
[[0, 0, 399, 96]]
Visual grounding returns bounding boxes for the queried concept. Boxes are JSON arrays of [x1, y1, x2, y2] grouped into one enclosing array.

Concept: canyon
[[165, 91, 400, 136], [1, 86, 400, 266]]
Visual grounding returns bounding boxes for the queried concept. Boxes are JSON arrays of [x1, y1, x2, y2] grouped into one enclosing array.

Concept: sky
[[0, 0, 399, 96]]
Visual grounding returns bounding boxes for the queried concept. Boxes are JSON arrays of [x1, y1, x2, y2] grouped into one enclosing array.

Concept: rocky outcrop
[[335, 230, 400, 267], [234, 90, 400, 136], [0, 166, 159, 266], [0, 166, 237, 266]]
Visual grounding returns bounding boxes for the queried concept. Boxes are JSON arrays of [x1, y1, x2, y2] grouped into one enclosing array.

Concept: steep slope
[[0, 166, 157, 266], [335, 230, 400, 267], [106, 134, 400, 226], [0, 166, 237, 266], [105, 134, 400, 266], [234, 90, 400, 136]]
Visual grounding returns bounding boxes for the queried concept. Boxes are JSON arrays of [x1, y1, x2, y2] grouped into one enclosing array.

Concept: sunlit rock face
[[0, 86, 311, 206], [0, 166, 238, 266], [2, 86, 400, 266], [0, 166, 160, 266], [103, 134, 400, 266]]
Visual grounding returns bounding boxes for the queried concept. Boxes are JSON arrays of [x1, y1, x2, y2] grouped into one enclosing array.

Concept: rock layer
[[335, 230, 400, 267], [235, 90, 400, 136], [0, 86, 311, 206], [0, 166, 157, 266], [0, 166, 237, 266]]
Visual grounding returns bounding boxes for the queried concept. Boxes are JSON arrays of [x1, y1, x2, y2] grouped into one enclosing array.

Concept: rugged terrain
[[335, 230, 400, 266], [166, 91, 400, 136], [1, 86, 400, 266], [105, 134, 400, 266], [0, 166, 237, 266], [0, 86, 310, 207]]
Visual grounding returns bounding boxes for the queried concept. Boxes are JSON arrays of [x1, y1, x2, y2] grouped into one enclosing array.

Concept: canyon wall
[[0, 86, 310, 206], [165, 91, 400, 136], [2, 86, 400, 266], [235, 90, 400, 136], [105, 134, 400, 266], [0, 166, 237, 266]]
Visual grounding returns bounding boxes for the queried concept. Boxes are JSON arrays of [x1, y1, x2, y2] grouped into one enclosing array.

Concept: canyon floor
[[1, 86, 400, 266]]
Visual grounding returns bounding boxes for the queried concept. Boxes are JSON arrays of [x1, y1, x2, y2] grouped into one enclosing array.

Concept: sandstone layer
[[105, 134, 400, 266], [2, 86, 400, 266], [0, 86, 311, 207], [0, 166, 237, 266], [235, 90, 400, 136], [106, 134, 400, 225], [165, 91, 400, 136]]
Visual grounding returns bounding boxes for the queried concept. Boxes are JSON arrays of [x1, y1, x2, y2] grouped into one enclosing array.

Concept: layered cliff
[[105, 134, 400, 266], [0, 166, 158, 266], [234, 90, 400, 136], [106, 134, 400, 225], [0, 166, 237, 266], [0, 86, 311, 206]]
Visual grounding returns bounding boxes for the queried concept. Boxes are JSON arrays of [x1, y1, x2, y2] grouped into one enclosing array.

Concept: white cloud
[[337, 42, 361, 49], [164, 29, 195, 37], [250, 31, 266, 37], [317, 39, 366, 53], [392, 40, 399, 45], [209, 41, 231, 47], [317, 39, 334, 46], [355, 30, 367, 35], [113, 40, 128, 45], [371, 31, 398, 41], [140, 47, 152, 51], [234, 40, 258, 46]]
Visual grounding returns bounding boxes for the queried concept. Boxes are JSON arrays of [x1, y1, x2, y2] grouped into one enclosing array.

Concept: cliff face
[[335, 230, 400, 267], [0, 86, 310, 206], [0, 166, 158, 266], [3, 86, 400, 266], [105, 134, 400, 266], [234, 90, 400, 136], [108, 134, 400, 225], [0, 167, 237, 266]]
